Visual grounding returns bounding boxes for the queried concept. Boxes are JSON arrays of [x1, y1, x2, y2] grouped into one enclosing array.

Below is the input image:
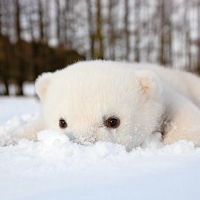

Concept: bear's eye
[[59, 118, 67, 129], [104, 117, 120, 129]]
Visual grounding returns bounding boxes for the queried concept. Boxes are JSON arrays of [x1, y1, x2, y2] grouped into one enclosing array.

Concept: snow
[[1, 97, 200, 200]]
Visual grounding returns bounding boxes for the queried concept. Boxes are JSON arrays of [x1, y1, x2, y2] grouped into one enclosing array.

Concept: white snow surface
[[0, 97, 200, 200]]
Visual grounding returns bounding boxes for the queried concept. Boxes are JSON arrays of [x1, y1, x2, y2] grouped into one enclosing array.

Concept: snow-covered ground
[[0, 97, 200, 200]]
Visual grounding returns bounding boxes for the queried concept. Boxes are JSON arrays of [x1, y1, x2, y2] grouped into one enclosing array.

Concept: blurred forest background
[[0, 0, 200, 95]]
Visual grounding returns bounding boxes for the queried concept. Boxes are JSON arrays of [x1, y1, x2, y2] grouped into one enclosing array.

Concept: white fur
[[8, 60, 200, 150]]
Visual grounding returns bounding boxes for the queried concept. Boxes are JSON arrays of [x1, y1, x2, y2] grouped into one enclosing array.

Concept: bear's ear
[[35, 72, 53, 100], [135, 70, 162, 96]]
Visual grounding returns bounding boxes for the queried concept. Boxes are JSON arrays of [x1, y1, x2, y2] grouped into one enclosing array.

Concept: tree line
[[0, 0, 85, 95], [0, 0, 200, 95]]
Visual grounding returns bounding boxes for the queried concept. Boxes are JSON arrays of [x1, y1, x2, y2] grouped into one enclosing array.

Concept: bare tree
[[197, 0, 200, 73], [0, 0, 2, 35], [107, 0, 118, 60], [134, 0, 141, 62], [86, 0, 95, 59], [60, 0, 68, 47], [15, 0, 21, 41], [158, 0, 173, 66], [55, 0, 61, 46], [95, 0, 104, 59], [64, 0, 76, 49], [38, 0, 44, 43], [183, 0, 192, 70], [124, 0, 130, 61], [14, 0, 25, 95]]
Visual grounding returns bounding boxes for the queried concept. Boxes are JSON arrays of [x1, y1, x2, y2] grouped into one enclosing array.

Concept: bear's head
[[35, 61, 164, 150]]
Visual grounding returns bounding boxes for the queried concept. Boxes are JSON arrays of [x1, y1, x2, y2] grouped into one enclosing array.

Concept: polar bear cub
[[8, 60, 200, 150]]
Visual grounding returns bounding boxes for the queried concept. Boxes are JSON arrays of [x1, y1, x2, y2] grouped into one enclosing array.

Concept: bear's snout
[[64, 128, 98, 145]]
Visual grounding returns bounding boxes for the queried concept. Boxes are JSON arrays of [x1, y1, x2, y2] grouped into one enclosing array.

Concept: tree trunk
[[38, 0, 44, 43], [134, 0, 141, 62], [124, 0, 130, 61], [197, 0, 200, 73], [108, 0, 117, 60], [96, 0, 104, 59], [86, 0, 95, 59], [55, 0, 61, 46], [159, 0, 172, 66], [15, 0, 24, 95]]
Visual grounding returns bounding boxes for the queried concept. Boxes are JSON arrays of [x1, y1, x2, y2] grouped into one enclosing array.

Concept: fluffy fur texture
[[8, 60, 200, 150]]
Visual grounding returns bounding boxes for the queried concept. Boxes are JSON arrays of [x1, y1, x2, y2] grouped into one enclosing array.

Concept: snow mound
[[1, 107, 200, 199], [0, 115, 200, 175], [0, 123, 199, 176]]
